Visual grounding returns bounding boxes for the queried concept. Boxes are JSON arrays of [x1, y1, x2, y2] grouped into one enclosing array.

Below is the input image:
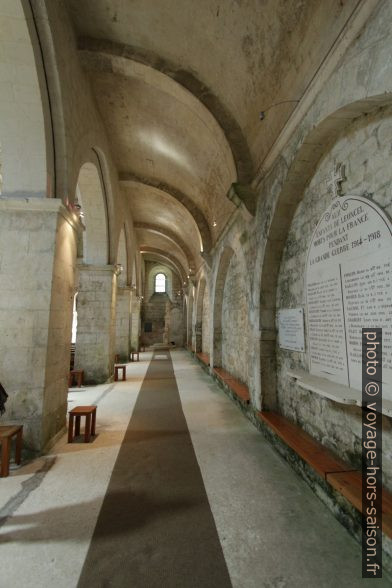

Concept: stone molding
[[0, 196, 82, 232], [77, 262, 116, 273]]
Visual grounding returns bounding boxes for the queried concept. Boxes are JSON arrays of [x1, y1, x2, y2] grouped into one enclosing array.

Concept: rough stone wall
[[142, 262, 184, 346], [276, 107, 392, 489], [201, 285, 210, 355], [75, 266, 116, 384], [130, 295, 141, 351], [143, 293, 168, 346], [170, 305, 184, 347], [115, 287, 130, 361], [221, 253, 249, 384]]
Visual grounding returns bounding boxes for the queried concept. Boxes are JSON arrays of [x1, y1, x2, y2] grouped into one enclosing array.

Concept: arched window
[[155, 273, 166, 293]]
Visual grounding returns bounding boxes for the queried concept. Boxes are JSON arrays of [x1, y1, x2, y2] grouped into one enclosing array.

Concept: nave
[[0, 351, 387, 587]]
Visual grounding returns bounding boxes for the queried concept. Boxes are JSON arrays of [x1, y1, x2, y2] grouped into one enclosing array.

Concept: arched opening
[[117, 227, 128, 287], [114, 226, 130, 360], [273, 104, 392, 472], [221, 252, 249, 385], [258, 95, 392, 411], [71, 293, 78, 344], [73, 158, 113, 383], [155, 272, 166, 293], [76, 161, 109, 265]]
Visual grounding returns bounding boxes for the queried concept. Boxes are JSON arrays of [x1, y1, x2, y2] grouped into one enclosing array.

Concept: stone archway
[[212, 247, 234, 368], [257, 94, 392, 410], [115, 226, 131, 361], [74, 157, 115, 383], [76, 161, 109, 265]]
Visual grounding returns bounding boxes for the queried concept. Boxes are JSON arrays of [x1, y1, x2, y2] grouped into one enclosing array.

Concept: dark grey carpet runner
[[78, 350, 232, 588]]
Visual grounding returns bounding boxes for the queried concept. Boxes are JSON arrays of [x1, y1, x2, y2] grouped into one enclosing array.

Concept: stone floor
[[0, 350, 389, 587]]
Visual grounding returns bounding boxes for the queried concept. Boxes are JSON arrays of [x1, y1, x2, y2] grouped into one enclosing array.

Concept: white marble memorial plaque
[[306, 195, 392, 398], [278, 308, 305, 352]]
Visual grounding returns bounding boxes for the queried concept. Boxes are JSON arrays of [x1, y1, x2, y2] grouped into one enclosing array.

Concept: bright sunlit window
[[155, 273, 166, 292]]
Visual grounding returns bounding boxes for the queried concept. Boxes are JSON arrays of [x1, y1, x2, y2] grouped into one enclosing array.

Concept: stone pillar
[[75, 264, 117, 384], [186, 287, 193, 349], [260, 327, 278, 410], [0, 198, 79, 452], [115, 286, 131, 362], [212, 328, 223, 368], [130, 296, 141, 351], [163, 300, 171, 345], [194, 321, 202, 353]]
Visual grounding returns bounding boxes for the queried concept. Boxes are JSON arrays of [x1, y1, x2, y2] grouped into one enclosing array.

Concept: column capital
[[77, 263, 117, 274], [0, 196, 83, 233]]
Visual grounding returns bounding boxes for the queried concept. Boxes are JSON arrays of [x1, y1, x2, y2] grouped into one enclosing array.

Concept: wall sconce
[[259, 99, 300, 121], [131, 284, 137, 291], [114, 263, 123, 276]]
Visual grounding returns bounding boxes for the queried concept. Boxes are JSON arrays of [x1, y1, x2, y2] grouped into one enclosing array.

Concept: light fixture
[[70, 201, 85, 221], [212, 220, 217, 227], [259, 99, 300, 121], [114, 263, 123, 276]]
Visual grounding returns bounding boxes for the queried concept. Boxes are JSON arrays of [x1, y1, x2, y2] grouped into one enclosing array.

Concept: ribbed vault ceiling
[[66, 0, 359, 275]]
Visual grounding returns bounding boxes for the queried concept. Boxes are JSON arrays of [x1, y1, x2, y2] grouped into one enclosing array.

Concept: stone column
[[0, 198, 79, 452], [194, 322, 202, 353], [115, 286, 131, 361], [75, 264, 117, 384], [260, 327, 277, 410], [186, 287, 193, 349], [130, 295, 141, 351], [212, 328, 223, 368]]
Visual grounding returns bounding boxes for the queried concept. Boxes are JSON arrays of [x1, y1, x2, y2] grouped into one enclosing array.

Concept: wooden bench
[[68, 406, 96, 443], [114, 364, 127, 381], [0, 425, 23, 477], [68, 369, 84, 388], [196, 352, 210, 366], [213, 367, 250, 405], [256, 411, 348, 479], [256, 411, 392, 539], [327, 470, 392, 538]]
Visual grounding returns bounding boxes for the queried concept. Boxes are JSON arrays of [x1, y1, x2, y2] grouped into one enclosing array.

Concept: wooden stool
[[130, 351, 139, 362], [68, 369, 84, 388], [0, 425, 23, 477], [68, 406, 96, 443], [114, 365, 126, 381]]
